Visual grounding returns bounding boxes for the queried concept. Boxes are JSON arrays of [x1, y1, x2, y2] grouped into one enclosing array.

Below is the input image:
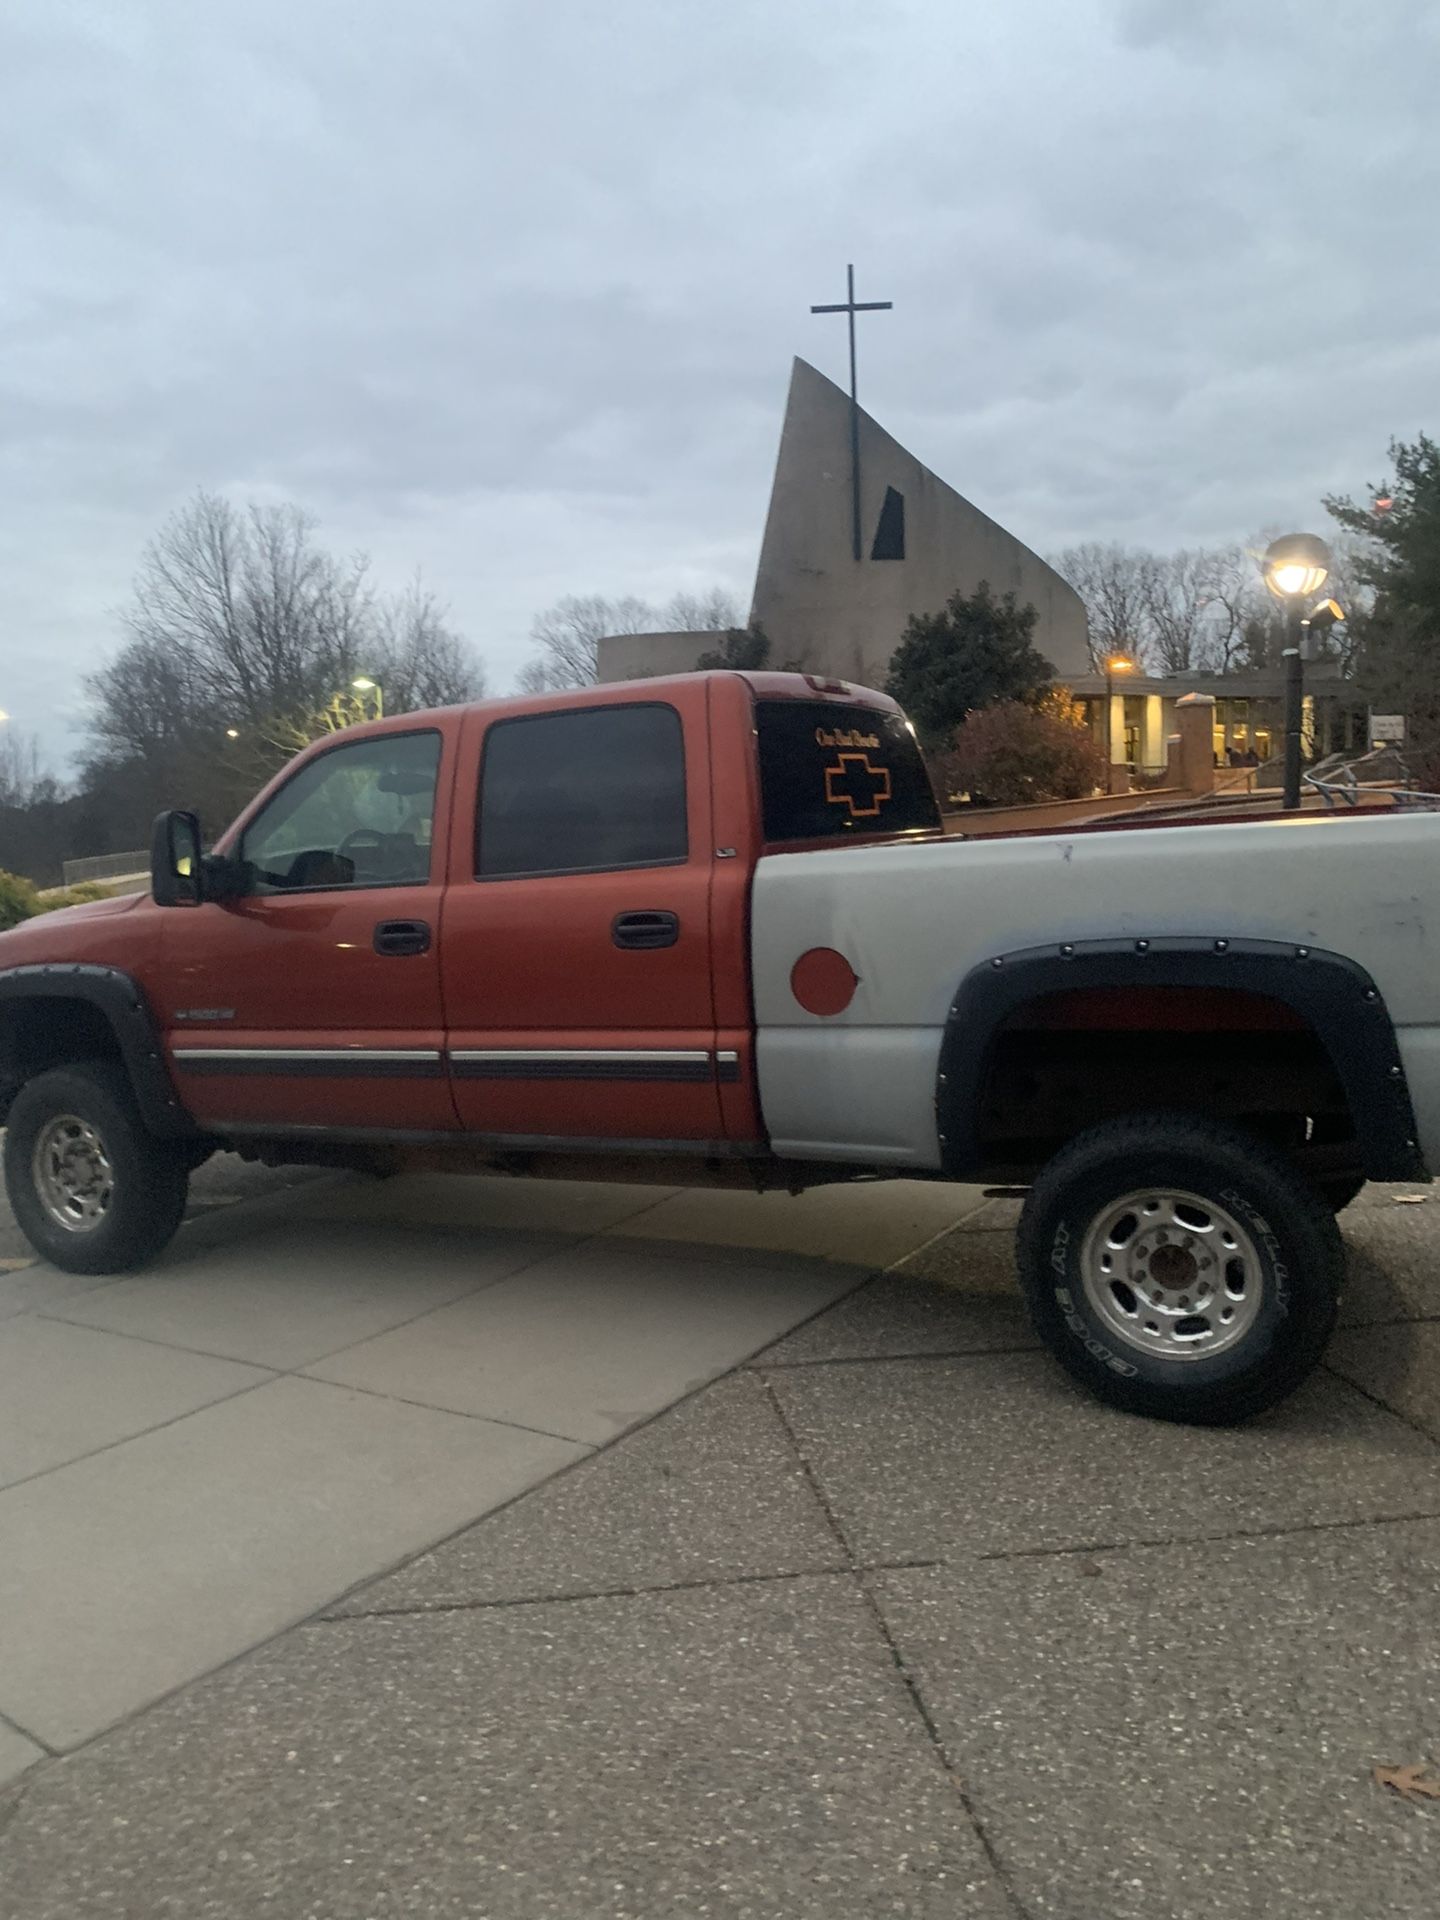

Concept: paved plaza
[[1, 1165, 1438, 1916]]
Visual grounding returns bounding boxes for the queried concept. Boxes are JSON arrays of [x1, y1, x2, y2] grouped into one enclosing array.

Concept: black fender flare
[[934, 936, 1426, 1183], [0, 963, 198, 1139]]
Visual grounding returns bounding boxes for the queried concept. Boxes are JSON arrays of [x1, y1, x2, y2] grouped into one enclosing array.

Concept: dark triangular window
[[870, 486, 905, 560]]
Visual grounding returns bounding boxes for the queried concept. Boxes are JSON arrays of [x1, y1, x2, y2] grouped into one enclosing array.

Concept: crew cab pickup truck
[[3, 671, 1437, 1424]]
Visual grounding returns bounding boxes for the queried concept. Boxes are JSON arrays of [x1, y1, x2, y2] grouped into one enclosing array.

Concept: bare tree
[[514, 657, 562, 696], [81, 490, 487, 841], [1052, 544, 1155, 667], [0, 730, 59, 809], [92, 492, 485, 740], [1142, 548, 1215, 674], [519, 586, 744, 691], [114, 494, 359, 727], [662, 587, 742, 632], [523, 594, 661, 690], [1189, 545, 1261, 673], [1310, 533, 1371, 675], [371, 575, 486, 709]]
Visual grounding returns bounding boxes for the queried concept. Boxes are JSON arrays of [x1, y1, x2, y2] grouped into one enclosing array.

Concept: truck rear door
[[440, 682, 728, 1146]]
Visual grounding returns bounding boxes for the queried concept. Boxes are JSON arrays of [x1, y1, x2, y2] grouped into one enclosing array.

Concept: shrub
[[0, 873, 114, 928], [939, 690, 1106, 808], [885, 581, 1052, 748], [36, 882, 115, 913], [0, 869, 41, 931]]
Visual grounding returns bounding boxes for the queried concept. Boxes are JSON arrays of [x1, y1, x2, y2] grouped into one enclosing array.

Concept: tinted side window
[[240, 730, 441, 893], [477, 704, 688, 879], [755, 700, 941, 843]]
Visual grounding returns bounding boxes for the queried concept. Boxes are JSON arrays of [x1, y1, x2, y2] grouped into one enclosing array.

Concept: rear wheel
[[3, 1062, 190, 1274], [1017, 1111, 1342, 1425]]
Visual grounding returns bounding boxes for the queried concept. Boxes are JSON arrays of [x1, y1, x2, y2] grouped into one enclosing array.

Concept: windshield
[[754, 698, 941, 844]]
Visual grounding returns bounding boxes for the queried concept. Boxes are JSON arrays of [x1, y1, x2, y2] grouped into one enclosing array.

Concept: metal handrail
[[1304, 767, 1440, 811], [61, 849, 149, 885]]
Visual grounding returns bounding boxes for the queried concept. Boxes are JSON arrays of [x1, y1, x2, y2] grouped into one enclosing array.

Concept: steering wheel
[[335, 827, 388, 871]]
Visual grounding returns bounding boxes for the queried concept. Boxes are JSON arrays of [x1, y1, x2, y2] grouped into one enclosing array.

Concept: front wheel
[[1017, 1112, 1343, 1425], [4, 1062, 191, 1274]]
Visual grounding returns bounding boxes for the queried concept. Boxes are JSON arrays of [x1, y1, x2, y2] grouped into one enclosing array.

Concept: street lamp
[[351, 675, 383, 718], [1261, 534, 1330, 809], [1104, 653, 1135, 784]]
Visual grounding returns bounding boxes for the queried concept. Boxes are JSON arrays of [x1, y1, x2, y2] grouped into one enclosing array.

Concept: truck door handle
[[373, 919, 432, 957], [612, 910, 679, 950]]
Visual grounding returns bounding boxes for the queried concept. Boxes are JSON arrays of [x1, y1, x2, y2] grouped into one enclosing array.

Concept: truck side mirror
[[150, 810, 205, 907]]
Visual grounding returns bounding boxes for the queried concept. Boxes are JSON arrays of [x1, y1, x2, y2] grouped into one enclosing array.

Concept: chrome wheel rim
[[1079, 1188, 1265, 1363], [32, 1114, 115, 1234]]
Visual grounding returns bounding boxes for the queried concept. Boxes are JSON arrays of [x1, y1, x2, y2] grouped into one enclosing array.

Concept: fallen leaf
[[1392, 1194, 1429, 1206], [1373, 1763, 1440, 1803], [0, 1257, 33, 1273]]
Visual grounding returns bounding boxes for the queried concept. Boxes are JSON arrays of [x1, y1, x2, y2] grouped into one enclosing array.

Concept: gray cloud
[[2, 0, 1436, 764]]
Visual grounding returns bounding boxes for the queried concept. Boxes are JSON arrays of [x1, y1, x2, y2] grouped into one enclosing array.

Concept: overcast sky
[[3, 0, 1436, 763]]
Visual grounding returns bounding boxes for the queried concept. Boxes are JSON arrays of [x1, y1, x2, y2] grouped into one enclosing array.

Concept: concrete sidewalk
[[0, 1162, 986, 1766], [3, 1180, 1439, 1916]]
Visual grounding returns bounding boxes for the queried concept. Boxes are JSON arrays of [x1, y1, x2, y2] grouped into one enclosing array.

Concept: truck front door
[[440, 688, 726, 1145], [163, 725, 458, 1134]]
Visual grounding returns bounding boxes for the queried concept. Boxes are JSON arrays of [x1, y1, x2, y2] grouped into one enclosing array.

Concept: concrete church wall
[[749, 359, 1090, 687], [596, 356, 1090, 691]]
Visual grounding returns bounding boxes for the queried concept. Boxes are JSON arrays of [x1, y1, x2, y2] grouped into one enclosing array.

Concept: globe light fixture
[[1262, 534, 1330, 600], [1260, 535, 1331, 810]]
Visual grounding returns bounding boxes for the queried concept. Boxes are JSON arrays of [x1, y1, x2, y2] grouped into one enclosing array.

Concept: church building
[[596, 358, 1091, 690]]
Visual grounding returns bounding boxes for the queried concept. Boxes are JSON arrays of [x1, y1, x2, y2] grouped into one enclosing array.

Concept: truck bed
[[750, 810, 1440, 1172]]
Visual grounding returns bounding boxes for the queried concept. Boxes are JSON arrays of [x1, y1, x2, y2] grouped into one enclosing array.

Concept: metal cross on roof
[[810, 264, 893, 562]]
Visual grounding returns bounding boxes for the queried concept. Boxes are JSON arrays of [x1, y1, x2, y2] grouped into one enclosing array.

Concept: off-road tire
[[4, 1061, 190, 1274], [1017, 1111, 1343, 1425]]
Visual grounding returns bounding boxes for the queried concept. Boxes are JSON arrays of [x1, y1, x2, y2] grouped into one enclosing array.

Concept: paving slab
[[298, 1170, 681, 1237], [1329, 1323, 1440, 1442], [49, 1220, 574, 1369], [0, 1317, 268, 1490], [1340, 1196, 1440, 1324], [872, 1521, 1440, 1920], [930, 1194, 1024, 1233], [605, 1177, 993, 1267], [757, 1254, 1037, 1366], [308, 1238, 865, 1444], [0, 1375, 584, 1750], [330, 1371, 844, 1616], [898, 1218, 1019, 1285], [766, 1354, 1440, 1562], [597, 1229, 867, 1277], [0, 1719, 45, 1790], [0, 1578, 1011, 1920], [0, 1260, 122, 1325]]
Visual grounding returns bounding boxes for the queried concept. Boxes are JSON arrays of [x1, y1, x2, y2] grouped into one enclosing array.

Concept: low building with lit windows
[[1067, 667, 1370, 779]]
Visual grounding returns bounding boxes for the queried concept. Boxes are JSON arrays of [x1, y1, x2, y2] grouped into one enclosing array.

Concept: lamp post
[[1261, 534, 1330, 810], [1104, 653, 1135, 787], [351, 676, 383, 719]]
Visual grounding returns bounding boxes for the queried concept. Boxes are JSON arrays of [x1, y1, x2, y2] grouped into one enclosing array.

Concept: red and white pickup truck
[[3, 671, 1437, 1424]]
